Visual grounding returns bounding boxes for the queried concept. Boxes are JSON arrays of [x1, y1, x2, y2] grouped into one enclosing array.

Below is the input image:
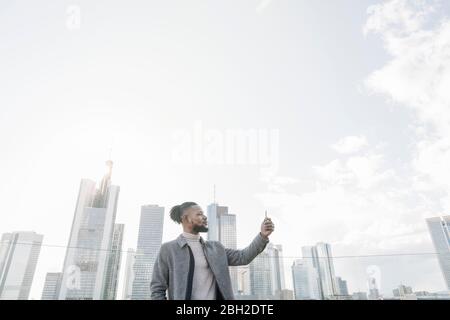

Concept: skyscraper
[[41, 272, 63, 300], [59, 160, 120, 300], [131, 205, 164, 300], [301, 243, 338, 300], [207, 202, 238, 294], [0, 231, 43, 300], [292, 259, 311, 300], [207, 203, 231, 242], [267, 243, 285, 297], [426, 215, 450, 290], [335, 276, 349, 296], [103, 223, 124, 300], [247, 243, 284, 300], [301, 246, 323, 300], [122, 248, 136, 300], [315, 242, 338, 298], [249, 250, 272, 299]]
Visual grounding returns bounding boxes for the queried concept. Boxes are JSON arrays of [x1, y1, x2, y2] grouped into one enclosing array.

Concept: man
[[151, 202, 275, 300]]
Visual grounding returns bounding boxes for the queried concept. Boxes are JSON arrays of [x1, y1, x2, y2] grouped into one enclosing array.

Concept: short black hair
[[169, 202, 198, 224]]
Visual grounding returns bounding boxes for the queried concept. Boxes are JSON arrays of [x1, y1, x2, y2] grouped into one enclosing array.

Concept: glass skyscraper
[[335, 276, 349, 296], [0, 231, 43, 300], [250, 250, 272, 299], [292, 259, 311, 300], [103, 223, 124, 300], [249, 243, 284, 299], [41, 272, 63, 300], [270, 244, 285, 297], [315, 242, 338, 298], [122, 248, 136, 300], [426, 215, 450, 290], [131, 204, 164, 300], [301, 243, 338, 300], [207, 203, 238, 294], [58, 160, 121, 300]]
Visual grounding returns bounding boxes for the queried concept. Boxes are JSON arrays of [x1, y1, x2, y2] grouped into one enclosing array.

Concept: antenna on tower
[[213, 184, 216, 204], [108, 137, 114, 161]]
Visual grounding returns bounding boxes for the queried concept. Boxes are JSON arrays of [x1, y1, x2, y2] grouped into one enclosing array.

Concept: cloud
[[253, 0, 449, 293], [314, 153, 395, 190], [256, 0, 450, 255], [255, 144, 432, 255], [256, 0, 273, 13], [363, 0, 436, 38], [365, 0, 450, 210], [332, 135, 369, 154]]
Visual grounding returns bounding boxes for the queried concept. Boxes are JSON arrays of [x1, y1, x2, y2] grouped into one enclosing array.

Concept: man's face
[[183, 205, 208, 233]]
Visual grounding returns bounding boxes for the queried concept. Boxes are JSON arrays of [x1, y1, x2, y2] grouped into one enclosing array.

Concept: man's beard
[[193, 225, 209, 233]]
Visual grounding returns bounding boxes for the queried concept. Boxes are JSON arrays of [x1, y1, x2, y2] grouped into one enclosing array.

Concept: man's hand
[[260, 217, 275, 240]]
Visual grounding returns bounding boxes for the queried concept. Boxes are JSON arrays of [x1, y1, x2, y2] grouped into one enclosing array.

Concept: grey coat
[[150, 233, 269, 300]]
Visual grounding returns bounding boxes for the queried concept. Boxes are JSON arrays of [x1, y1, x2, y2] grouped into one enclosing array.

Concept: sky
[[1, 0, 450, 299]]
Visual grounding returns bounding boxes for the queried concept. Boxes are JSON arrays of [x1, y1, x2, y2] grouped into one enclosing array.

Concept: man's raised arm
[[225, 217, 275, 266]]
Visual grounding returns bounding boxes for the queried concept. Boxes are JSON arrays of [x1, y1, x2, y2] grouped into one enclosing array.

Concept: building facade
[[59, 160, 120, 300], [0, 231, 43, 300], [131, 205, 164, 300], [426, 215, 450, 290]]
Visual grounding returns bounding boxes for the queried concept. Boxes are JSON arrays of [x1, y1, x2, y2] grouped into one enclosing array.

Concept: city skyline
[[1, 160, 449, 299], [1, 160, 450, 299], [1, 0, 450, 299]]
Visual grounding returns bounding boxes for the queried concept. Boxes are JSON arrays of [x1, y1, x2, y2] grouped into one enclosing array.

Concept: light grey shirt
[[182, 232, 216, 300]]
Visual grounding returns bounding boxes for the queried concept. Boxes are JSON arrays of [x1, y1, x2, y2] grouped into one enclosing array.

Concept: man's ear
[[181, 215, 192, 224]]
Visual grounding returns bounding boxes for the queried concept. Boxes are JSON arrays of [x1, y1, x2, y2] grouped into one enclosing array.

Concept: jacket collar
[[176, 233, 206, 248]]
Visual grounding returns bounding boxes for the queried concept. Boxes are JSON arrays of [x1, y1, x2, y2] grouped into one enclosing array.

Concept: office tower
[[59, 160, 120, 300], [41, 272, 63, 300], [249, 250, 272, 299], [131, 205, 164, 300], [249, 243, 285, 300], [292, 259, 312, 300], [268, 243, 285, 296], [207, 202, 238, 294], [335, 276, 349, 296], [122, 249, 136, 300], [301, 243, 338, 299], [0, 231, 43, 300], [301, 246, 322, 300], [426, 215, 450, 290], [103, 223, 124, 300], [207, 203, 228, 242], [315, 242, 338, 298]]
